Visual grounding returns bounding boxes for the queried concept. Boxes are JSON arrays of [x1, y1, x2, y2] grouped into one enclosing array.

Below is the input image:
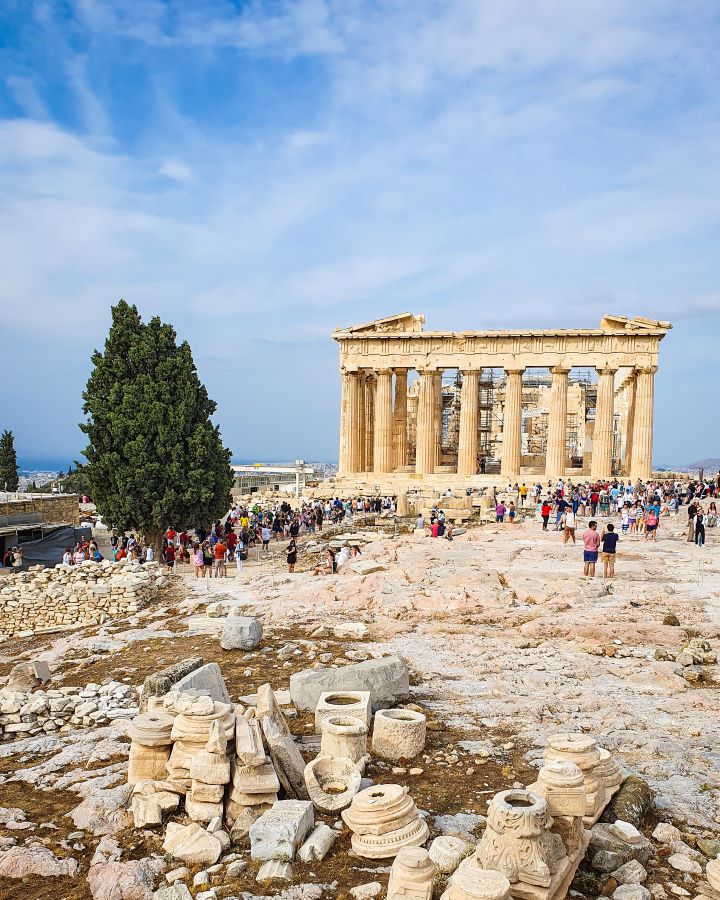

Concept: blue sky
[[1, 1, 719, 467]]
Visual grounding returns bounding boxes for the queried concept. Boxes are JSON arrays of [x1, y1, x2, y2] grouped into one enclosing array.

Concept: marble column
[[338, 369, 352, 474], [591, 367, 617, 480], [501, 369, 524, 478], [545, 366, 569, 477], [393, 369, 408, 470], [356, 371, 367, 472], [622, 374, 637, 476], [374, 369, 394, 473], [415, 369, 436, 475], [364, 373, 376, 473], [346, 371, 364, 474], [630, 366, 656, 482], [433, 371, 443, 469], [457, 370, 480, 476]]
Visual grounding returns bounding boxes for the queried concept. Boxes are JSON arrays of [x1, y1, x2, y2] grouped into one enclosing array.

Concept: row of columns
[[339, 365, 656, 480]]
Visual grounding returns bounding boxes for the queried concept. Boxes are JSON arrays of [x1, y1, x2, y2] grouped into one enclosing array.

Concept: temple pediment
[[600, 315, 672, 334], [334, 312, 425, 335]]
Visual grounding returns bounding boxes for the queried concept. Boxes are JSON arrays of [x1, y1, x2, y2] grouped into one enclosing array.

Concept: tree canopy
[[0, 430, 19, 492], [81, 300, 233, 544]]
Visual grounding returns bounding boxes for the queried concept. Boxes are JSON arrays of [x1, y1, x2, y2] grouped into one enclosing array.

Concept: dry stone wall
[[0, 560, 167, 638]]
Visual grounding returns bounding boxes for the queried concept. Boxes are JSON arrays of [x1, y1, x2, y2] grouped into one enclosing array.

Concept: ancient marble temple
[[333, 313, 671, 481]]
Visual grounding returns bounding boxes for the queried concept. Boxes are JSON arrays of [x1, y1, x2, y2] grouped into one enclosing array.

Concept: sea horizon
[[18, 455, 338, 474]]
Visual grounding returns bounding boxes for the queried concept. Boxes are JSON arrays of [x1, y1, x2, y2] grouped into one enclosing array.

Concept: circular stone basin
[[381, 710, 422, 722], [325, 694, 361, 706], [506, 797, 534, 808], [326, 715, 366, 732], [322, 781, 348, 794]]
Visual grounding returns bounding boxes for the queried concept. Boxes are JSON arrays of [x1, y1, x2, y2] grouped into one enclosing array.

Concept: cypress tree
[[81, 300, 233, 547], [0, 430, 19, 491]]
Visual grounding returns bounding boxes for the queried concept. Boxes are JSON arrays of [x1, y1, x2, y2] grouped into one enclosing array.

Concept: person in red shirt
[[163, 543, 176, 573], [213, 540, 227, 578], [540, 500, 551, 530]]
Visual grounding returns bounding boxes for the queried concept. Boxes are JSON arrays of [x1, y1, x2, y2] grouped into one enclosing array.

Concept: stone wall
[[0, 560, 167, 638], [1, 493, 81, 527]]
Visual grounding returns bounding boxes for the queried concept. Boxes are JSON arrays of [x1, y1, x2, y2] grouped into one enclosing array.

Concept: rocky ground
[[0, 512, 718, 899]]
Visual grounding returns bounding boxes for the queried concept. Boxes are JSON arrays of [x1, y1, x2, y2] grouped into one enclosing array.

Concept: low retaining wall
[[0, 560, 167, 638]]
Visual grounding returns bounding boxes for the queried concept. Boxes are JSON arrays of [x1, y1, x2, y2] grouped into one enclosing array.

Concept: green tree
[[0, 430, 19, 491], [61, 463, 93, 497], [81, 300, 233, 547]]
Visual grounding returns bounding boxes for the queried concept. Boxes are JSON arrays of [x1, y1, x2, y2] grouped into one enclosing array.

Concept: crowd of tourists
[[22, 470, 716, 579], [490, 473, 720, 577]]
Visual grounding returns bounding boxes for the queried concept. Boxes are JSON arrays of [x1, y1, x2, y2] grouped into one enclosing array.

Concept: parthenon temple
[[334, 313, 672, 484]]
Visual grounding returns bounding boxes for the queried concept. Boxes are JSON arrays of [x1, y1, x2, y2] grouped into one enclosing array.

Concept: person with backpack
[[202, 541, 214, 578]]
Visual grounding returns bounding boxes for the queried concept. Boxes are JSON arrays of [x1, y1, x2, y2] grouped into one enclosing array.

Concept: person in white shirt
[[145, 545, 154, 562], [336, 546, 351, 569], [562, 509, 577, 545]]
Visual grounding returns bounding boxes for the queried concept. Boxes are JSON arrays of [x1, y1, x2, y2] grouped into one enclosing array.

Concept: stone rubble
[[0, 678, 138, 741]]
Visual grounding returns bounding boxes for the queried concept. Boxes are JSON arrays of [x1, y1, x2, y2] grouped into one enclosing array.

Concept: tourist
[[313, 547, 337, 576], [582, 520, 600, 576], [193, 543, 204, 578], [600, 523, 619, 578], [446, 522, 454, 540], [62, 547, 72, 565], [540, 499, 551, 531], [202, 541, 214, 577], [415, 513, 425, 531], [687, 502, 697, 542], [620, 507, 629, 534], [163, 542, 175, 573], [213, 537, 227, 577], [495, 501, 506, 523], [628, 505, 637, 534], [519, 484, 527, 506], [645, 508, 659, 541], [144, 544, 154, 563], [234, 539, 245, 575], [708, 502, 718, 528], [507, 501, 516, 524], [287, 538, 297, 573], [695, 507, 706, 547], [261, 524, 271, 552], [562, 507, 577, 545], [333, 545, 348, 569]]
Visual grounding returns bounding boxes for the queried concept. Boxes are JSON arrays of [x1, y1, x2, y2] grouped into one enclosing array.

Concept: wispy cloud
[[0, 1, 719, 463]]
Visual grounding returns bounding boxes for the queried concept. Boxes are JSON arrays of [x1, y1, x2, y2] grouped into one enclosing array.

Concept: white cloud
[[158, 158, 194, 182], [5, 75, 49, 119], [2, 0, 720, 461], [65, 54, 111, 135]]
